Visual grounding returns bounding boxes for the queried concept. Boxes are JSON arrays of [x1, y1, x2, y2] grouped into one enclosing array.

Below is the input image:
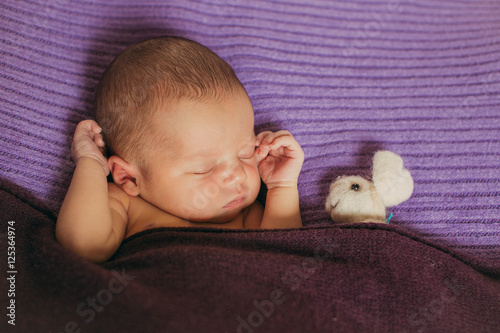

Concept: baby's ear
[[372, 151, 413, 207], [108, 156, 141, 197]]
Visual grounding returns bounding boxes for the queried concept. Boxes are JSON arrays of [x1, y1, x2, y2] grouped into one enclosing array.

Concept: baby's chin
[[182, 191, 258, 224], [186, 203, 251, 224], [189, 210, 242, 224]]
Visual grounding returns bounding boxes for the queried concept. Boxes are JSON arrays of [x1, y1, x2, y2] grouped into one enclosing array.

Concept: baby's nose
[[220, 161, 246, 186]]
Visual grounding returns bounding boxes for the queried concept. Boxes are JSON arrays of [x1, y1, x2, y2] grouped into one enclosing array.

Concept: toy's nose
[[351, 183, 360, 191]]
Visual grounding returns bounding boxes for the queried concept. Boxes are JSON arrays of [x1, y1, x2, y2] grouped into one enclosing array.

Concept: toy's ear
[[372, 151, 414, 207]]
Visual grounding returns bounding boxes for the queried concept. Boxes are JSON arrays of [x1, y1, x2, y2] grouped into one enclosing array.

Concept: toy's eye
[[351, 183, 360, 191]]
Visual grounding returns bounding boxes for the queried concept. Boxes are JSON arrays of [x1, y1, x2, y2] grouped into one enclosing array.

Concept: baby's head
[[95, 36, 261, 223], [95, 36, 245, 173]]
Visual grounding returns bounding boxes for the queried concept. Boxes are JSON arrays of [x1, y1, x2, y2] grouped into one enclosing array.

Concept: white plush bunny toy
[[325, 151, 414, 223]]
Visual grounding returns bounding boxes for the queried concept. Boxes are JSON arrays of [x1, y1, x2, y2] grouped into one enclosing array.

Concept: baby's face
[[139, 90, 261, 223]]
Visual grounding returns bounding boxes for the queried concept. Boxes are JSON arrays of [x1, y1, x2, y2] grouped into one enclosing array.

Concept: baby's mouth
[[223, 195, 246, 209]]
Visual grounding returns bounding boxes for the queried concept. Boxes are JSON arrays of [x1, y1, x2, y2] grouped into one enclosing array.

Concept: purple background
[[1, 0, 499, 260]]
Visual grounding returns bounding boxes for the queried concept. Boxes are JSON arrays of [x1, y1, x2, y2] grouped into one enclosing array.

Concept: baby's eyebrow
[[183, 149, 215, 159]]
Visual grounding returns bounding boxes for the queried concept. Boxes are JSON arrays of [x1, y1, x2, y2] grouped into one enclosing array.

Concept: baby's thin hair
[[94, 36, 244, 176]]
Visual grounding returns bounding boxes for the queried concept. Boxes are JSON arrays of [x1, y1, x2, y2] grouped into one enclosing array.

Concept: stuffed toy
[[325, 151, 414, 223]]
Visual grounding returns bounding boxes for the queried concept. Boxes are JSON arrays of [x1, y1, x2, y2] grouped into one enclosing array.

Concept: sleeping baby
[[56, 36, 304, 262]]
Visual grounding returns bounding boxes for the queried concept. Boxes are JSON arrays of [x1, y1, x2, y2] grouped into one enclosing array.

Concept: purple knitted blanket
[[0, 0, 500, 260], [2, 0, 499, 260], [0, 0, 499, 331]]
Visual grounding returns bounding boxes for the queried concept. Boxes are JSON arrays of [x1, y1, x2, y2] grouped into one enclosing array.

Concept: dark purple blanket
[[1, 189, 499, 332]]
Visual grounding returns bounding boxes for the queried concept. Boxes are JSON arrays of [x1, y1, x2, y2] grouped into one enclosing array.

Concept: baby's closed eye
[[192, 165, 215, 175]]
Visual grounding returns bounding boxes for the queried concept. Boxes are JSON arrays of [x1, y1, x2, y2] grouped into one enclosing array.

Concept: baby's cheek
[[247, 165, 261, 194], [250, 157, 260, 175]]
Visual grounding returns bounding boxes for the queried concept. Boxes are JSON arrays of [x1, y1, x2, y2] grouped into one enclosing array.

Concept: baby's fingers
[[255, 144, 271, 164], [75, 119, 100, 133], [265, 131, 302, 154], [255, 131, 273, 146], [267, 131, 292, 146], [256, 130, 292, 150], [93, 132, 106, 148], [87, 120, 102, 135]]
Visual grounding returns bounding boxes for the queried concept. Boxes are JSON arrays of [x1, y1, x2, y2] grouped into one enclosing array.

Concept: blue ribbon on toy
[[386, 213, 393, 223]]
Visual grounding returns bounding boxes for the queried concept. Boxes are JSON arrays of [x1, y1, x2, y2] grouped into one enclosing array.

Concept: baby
[[56, 36, 304, 262]]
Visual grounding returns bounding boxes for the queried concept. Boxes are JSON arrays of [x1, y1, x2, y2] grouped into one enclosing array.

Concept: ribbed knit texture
[[1, 0, 499, 259]]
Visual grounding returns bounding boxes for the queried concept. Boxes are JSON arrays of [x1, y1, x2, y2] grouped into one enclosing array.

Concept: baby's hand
[[71, 120, 109, 175], [255, 130, 304, 189]]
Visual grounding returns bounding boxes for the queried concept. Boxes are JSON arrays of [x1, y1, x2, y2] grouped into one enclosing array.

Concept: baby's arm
[[56, 120, 127, 262], [255, 131, 304, 229]]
